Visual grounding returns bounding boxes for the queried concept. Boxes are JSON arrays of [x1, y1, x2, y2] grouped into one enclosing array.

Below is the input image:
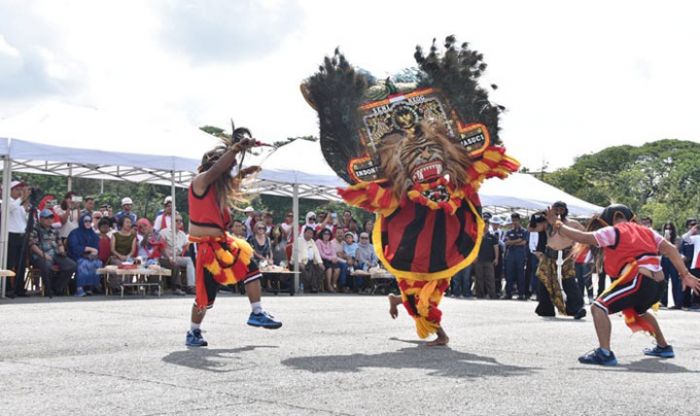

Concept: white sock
[[190, 322, 201, 331], [251, 302, 262, 314]]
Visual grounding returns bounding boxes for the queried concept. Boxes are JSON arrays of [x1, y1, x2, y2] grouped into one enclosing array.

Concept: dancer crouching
[[546, 204, 700, 365]]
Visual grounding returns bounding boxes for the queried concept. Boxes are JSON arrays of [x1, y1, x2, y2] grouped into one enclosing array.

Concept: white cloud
[[0, 0, 698, 172]]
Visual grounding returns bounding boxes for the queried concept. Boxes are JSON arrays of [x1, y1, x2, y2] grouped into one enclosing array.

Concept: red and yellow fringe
[[397, 278, 451, 338]]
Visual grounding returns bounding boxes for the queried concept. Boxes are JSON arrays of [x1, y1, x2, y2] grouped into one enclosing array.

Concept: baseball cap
[[10, 180, 26, 189], [483, 212, 492, 221], [164, 196, 172, 204], [39, 208, 54, 218], [243, 206, 255, 213], [344, 231, 355, 238], [121, 197, 133, 205]]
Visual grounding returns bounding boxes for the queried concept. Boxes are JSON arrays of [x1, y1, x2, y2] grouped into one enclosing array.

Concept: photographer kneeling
[[29, 209, 77, 296]]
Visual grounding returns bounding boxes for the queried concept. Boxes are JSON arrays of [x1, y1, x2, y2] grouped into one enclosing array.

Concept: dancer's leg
[[426, 327, 449, 346], [591, 304, 612, 350]]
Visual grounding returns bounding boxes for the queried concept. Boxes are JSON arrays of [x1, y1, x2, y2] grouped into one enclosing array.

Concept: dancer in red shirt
[[185, 125, 282, 347], [546, 204, 700, 365]]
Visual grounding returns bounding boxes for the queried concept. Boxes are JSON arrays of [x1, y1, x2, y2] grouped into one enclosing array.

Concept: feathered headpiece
[[301, 35, 505, 185]]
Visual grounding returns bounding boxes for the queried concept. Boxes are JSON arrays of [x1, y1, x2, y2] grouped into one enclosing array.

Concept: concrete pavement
[[1, 293, 699, 415]]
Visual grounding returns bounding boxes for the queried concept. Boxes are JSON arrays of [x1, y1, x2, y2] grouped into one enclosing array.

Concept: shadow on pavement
[[572, 357, 699, 374], [162, 345, 278, 373], [281, 337, 538, 379]]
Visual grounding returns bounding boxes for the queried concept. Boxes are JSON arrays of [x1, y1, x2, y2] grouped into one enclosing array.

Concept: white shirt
[[54, 207, 79, 239], [153, 214, 172, 232], [7, 197, 27, 233], [159, 228, 188, 258], [528, 232, 539, 253]]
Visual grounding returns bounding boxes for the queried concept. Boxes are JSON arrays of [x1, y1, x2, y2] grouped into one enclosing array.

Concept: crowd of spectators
[[3, 178, 699, 311], [446, 210, 700, 312]]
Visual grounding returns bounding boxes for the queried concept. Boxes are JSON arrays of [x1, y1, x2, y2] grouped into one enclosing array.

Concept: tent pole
[[292, 183, 299, 294], [100, 179, 104, 195], [1, 155, 12, 298], [67, 163, 72, 192], [170, 170, 177, 275]]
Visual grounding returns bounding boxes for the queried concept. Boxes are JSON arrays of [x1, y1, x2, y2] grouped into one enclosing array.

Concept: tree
[[543, 139, 700, 227]]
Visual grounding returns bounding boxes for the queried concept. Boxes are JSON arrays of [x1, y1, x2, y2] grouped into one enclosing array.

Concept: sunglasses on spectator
[[360, 237, 369, 240]]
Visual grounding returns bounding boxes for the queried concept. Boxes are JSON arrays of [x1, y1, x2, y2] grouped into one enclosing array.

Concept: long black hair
[[662, 221, 677, 243]]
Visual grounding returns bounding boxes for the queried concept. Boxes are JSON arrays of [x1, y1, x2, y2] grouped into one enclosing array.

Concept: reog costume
[[302, 37, 519, 338]]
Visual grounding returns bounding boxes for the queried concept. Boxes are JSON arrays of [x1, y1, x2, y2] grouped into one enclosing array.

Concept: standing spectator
[[451, 266, 472, 298], [316, 228, 340, 292], [91, 210, 103, 231], [28, 209, 77, 296], [640, 216, 653, 228], [231, 219, 246, 239], [303, 211, 317, 234], [248, 222, 273, 265], [243, 206, 256, 238], [159, 214, 194, 295], [80, 196, 96, 217], [490, 215, 506, 296], [67, 213, 102, 297], [680, 220, 700, 310], [5, 180, 30, 297], [574, 246, 594, 302], [110, 216, 137, 265], [527, 212, 547, 299], [340, 210, 353, 230], [55, 192, 80, 241], [114, 197, 137, 230], [153, 196, 173, 232], [315, 211, 335, 235], [473, 213, 499, 299], [280, 211, 294, 243], [262, 212, 274, 236], [362, 218, 374, 242], [295, 226, 324, 293], [503, 213, 528, 300], [660, 221, 682, 309]]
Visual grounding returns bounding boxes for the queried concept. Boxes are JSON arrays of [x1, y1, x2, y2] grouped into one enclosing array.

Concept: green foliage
[[543, 139, 700, 228]]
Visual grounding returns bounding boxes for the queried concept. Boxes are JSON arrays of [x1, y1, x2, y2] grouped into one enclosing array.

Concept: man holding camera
[[28, 209, 77, 296]]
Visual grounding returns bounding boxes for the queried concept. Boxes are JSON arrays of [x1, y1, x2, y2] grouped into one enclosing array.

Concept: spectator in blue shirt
[[504, 212, 528, 300], [114, 197, 137, 230]]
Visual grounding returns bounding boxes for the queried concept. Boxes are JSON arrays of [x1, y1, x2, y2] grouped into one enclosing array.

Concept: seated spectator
[[295, 226, 325, 293], [248, 222, 273, 266], [271, 225, 288, 266], [114, 197, 137, 230], [338, 230, 356, 291], [110, 216, 137, 265], [154, 196, 173, 232], [316, 228, 340, 292], [159, 214, 194, 295], [67, 213, 103, 297], [354, 232, 377, 291], [28, 209, 77, 296], [96, 218, 113, 266], [135, 219, 163, 267]]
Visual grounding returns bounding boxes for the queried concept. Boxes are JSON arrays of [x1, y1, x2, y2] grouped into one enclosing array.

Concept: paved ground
[[1, 293, 699, 415]]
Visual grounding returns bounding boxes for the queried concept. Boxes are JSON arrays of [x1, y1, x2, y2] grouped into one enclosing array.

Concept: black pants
[[7, 232, 27, 295], [535, 276, 584, 317], [31, 255, 76, 296]]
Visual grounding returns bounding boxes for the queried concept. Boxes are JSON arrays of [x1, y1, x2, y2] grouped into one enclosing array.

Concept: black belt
[[545, 247, 571, 259]]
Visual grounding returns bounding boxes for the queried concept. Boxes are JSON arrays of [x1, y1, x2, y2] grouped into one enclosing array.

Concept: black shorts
[[594, 274, 664, 315], [322, 259, 339, 270], [197, 245, 262, 309]]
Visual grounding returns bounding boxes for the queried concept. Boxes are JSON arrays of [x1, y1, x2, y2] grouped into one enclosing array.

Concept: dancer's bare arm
[[659, 240, 700, 294]]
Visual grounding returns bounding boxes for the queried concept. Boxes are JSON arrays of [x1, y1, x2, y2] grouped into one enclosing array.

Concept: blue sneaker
[[75, 287, 86, 297], [185, 329, 208, 347], [247, 311, 283, 329], [578, 348, 618, 366], [644, 344, 675, 358]]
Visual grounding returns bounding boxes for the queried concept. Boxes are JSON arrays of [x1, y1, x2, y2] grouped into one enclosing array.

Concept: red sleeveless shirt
[[602, 222, 661, 278], [188, 184, 231, 231]]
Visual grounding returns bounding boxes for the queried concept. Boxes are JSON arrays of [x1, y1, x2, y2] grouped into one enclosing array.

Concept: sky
[[1, 0, 699, 171]]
